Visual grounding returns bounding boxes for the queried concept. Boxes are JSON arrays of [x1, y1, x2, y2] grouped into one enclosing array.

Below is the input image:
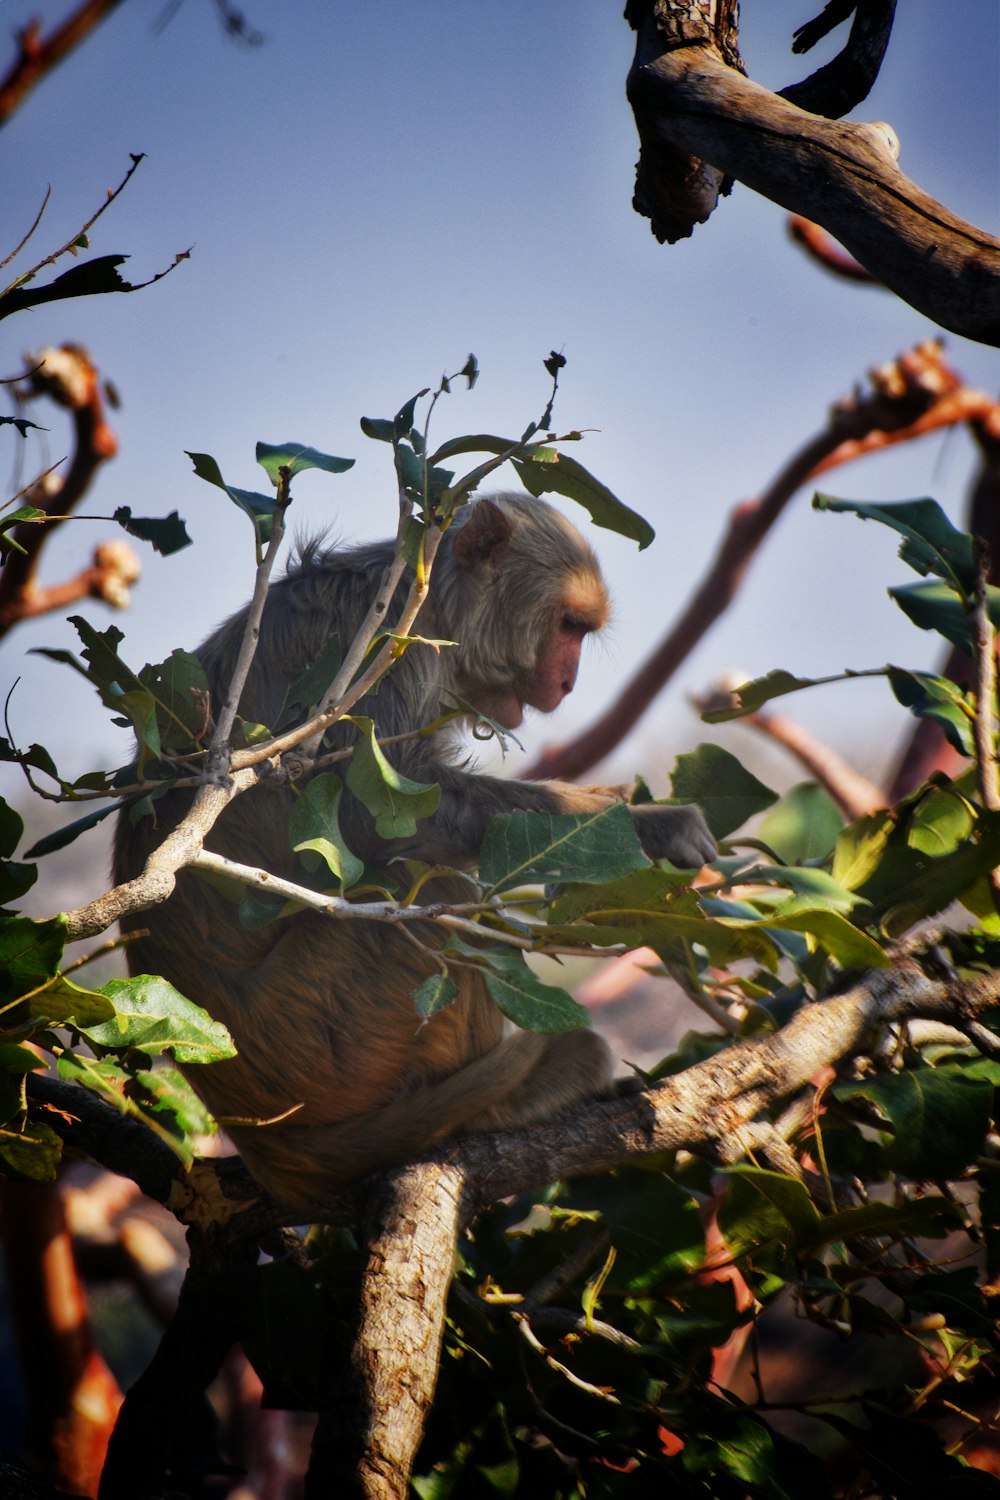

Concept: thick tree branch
[[307, 1164, 463, 1500], [625, 5, 1000, 342]]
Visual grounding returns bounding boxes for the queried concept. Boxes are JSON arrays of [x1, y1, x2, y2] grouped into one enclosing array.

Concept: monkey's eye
[[561, 611, 592, 638]]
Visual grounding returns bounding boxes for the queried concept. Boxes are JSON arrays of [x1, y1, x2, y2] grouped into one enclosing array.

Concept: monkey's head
[[441, 493, 609, 729]]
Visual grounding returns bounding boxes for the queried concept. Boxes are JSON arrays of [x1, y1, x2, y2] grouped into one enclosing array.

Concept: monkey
[[115, 492, 716, 1206]]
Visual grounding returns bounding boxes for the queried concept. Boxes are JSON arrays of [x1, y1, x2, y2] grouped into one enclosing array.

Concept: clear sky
[[3, 0, 999, 837]]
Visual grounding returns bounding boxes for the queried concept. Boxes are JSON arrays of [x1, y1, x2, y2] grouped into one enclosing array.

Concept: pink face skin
[[487, 613, 595, 730]]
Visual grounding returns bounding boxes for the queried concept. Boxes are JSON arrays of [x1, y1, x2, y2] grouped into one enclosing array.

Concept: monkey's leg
[[466, 1027, 613, 1133]]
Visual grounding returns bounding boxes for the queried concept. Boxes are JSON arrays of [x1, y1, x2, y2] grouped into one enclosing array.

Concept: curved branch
[[626, 6, 1000, 341], [781, 0, 896, 118]]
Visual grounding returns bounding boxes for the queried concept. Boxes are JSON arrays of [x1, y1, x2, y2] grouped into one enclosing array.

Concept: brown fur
[[115, 494, 715, 1206]]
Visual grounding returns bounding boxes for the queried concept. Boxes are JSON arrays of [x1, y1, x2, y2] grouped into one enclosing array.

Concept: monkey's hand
[[630, 803, 717, 868]]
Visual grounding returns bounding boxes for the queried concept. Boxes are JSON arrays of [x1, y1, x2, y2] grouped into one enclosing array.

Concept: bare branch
[[781, 0, 897, 118]]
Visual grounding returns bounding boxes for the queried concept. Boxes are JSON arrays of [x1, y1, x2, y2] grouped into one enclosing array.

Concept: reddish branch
[[529, 343, 995, 782], [0, 345, 137, 639], [789, 216, 877, 282], [0, 2, 127, 126], [744, 709, 885, 819], [0, 1180, 121, 1495]]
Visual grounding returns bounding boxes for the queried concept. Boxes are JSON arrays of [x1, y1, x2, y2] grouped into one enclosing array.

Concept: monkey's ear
[[452, 499, 513, 571]]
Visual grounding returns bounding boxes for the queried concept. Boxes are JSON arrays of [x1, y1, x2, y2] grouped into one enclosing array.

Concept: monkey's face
[[467, 593, 607, 729], [445, 493, 610, 729]]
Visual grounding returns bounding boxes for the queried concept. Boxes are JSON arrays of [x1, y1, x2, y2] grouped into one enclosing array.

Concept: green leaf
[[718, 1165, 820, 1260], [725, 907, 888, 968], [835, 1066, 994, 1178], [344, 716, 440, 839], [132, 1064, 217, 1144], [112, 507, 191, 555], [888, 668, 975, 756], [758, 783, 843, 864], [24, 801, 119, 859], [359, 416, 396, 443], [483, 953, 590, 1033], [814, 493, 977, 593], [274, 635, 343, 731], [803, 1195, 962, 1252], [733, 864, 864, 917], [413, 973, 459, 1018], [289, 774, 364, 889], [669, 744, 778, 839], [255, 441, 354, 483], [33, 615, 162, 760], [0, 858, 36, 905], [443, 940, 590, 1033], [852, 806, 1000, 933], [0, 1120, 62, 1182], [906, 787, 975, 855], [77, 976, 236, 1065], [394, 390, 430, 438], [564, 900, 783, 971], [27, 973, 115, 1026], [138, 648, 211, 752], [0, 914, 65, 1004], [0, 254, 134, 321], [832, 812, 895, 891], [0, 799, 23, 860], [0, 505, 46, 555], [479, 803, 648, 892], [427, 433, 655, 548], [186, 450, 278, 542], [890, 577, 1000, 653], [702, 667, 862, 721], [511, 446, 655, 549]]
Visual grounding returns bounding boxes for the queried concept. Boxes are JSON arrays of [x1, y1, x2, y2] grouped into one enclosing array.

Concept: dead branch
[[528, 343, 986, 782], [781, 0, 896, 119], [625, 2, 1000, 343]]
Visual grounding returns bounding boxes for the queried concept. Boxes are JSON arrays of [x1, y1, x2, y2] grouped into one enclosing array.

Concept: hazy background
[[3, 1, 999, 890]]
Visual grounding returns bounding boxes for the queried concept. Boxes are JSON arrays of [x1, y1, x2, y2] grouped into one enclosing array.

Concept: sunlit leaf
[[344, 716, 440, 839], [480, 803, 648, 892], [669, 744, 778, 838]]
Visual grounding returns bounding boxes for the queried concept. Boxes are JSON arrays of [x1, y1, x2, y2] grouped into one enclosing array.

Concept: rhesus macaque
[[116, 493, 715, 1205]]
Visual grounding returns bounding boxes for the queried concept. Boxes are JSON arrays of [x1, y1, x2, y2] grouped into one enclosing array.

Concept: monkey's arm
[[388, 767, 717, 870]]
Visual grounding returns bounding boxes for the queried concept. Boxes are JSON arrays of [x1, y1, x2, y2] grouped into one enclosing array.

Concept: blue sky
[[3, 1, 999, 815]]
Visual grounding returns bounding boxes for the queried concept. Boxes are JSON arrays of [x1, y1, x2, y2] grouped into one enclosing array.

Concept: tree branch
[[625, 3, 1000, 342], [0, 346, 119, 639], [307, 1164, 464, 1499]]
